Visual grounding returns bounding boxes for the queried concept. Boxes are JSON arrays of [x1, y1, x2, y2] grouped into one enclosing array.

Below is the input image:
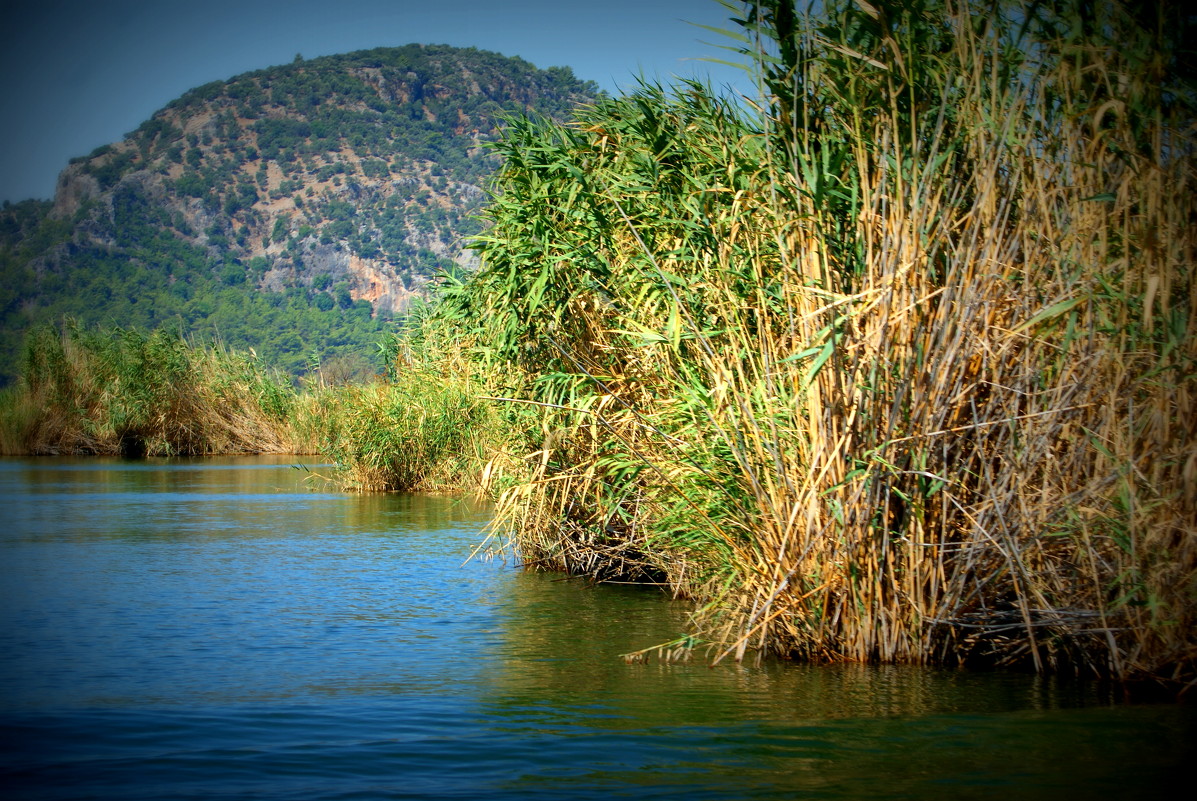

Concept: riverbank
[[0, 323, 319, 457], [0, 321, 506, 495]]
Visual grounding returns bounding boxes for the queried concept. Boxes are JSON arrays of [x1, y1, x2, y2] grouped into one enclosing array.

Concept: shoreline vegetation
[[3, 0, 1194, 693], [0, 323, 317, 457], [0, 318, 503, 493]]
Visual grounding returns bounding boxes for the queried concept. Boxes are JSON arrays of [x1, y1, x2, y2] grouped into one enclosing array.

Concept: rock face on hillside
[[33, 44, 598, 314]]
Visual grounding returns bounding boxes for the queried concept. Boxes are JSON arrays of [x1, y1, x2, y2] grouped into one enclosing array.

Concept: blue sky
[[0, 0, 757, 203]]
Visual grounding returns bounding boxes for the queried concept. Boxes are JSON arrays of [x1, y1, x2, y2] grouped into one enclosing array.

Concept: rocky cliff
[[51, 45, 597, 313], [0, 44, 599, 380]]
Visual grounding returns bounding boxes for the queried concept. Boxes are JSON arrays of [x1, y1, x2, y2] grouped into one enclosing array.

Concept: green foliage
[[319, 355, 504, 492], [429, 80, 773, 587], [0, 212, 395, 385], [271, 215, 290, 243]]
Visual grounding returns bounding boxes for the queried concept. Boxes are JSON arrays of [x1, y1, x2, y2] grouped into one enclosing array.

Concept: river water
[[0, 456, 1190, 799]]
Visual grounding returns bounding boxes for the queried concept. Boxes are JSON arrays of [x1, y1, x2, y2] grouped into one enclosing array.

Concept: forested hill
[[0, 44, 600, 383]]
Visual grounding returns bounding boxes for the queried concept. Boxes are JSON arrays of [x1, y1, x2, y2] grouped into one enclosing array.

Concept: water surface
[[0, 457, 1190, 799]]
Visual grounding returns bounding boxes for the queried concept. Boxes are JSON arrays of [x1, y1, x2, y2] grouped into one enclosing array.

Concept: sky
[[0, 0, 757, 204]]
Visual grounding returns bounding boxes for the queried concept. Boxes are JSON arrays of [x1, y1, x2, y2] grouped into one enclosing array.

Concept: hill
[[0, 44, 600, 382]]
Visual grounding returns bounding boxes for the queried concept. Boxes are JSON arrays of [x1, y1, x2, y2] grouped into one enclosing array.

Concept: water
[[0, 457, 1190, 799]]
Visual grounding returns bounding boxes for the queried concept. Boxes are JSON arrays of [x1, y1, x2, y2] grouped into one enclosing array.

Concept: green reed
[[315, 335, 509, 493]]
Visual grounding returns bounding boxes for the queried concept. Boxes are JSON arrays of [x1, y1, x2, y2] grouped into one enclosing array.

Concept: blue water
[[0, 457, 1191, 799]]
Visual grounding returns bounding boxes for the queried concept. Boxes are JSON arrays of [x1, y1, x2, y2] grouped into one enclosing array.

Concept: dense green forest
[[0, 44, 600, 383], [0, 197, 391, 382]]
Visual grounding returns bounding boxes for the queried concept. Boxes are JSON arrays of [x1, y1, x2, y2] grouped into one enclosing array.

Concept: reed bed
[[430, 0, 1196, 688], [699, 0, 1197, 680], [0, 322, 317, 455], [0, 318, 505, 496]]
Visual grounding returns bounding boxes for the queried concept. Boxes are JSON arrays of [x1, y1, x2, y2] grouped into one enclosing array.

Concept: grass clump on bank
[[316, 327, 513, 492], [420, 0, 1196, 688]]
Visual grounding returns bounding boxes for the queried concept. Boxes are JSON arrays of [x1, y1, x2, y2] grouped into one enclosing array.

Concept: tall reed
[[432, 0, 1195, 687], [718, 0, 1197, 681]]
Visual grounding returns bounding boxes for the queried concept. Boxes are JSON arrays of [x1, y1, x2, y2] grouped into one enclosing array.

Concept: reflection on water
[[0, 457, 1190, 800]]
